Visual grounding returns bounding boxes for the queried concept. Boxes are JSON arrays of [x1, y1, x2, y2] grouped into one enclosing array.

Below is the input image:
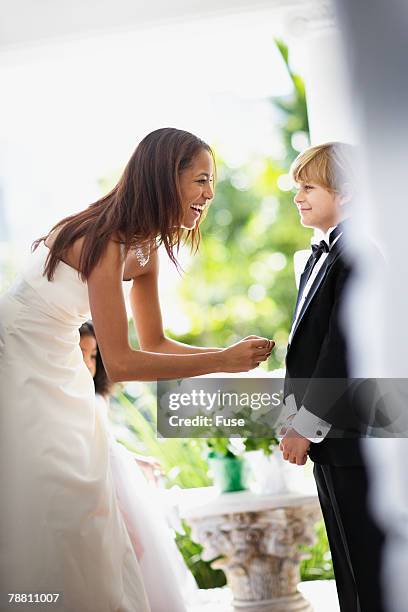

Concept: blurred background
[[0, 0, 356, 596]]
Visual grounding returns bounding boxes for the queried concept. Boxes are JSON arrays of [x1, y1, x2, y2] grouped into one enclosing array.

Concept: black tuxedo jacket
[[284, 235, 363, 466]]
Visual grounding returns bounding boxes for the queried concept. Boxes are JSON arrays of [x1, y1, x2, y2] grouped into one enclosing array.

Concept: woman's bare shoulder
[[44, 228, 86, 272], [45, 228, 123, 275]]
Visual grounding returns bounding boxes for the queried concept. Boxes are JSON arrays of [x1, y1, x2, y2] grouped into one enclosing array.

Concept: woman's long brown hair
[[33, 128, 214, 281]]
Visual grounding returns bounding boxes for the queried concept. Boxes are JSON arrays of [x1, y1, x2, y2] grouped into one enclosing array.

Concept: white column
[[280, 1, 357, 261], [334, 2, 408, 612], [282, 1, 357, 145]]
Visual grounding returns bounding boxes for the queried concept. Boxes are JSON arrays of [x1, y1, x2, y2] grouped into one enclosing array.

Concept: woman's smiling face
[[179, 148, 214, 230]]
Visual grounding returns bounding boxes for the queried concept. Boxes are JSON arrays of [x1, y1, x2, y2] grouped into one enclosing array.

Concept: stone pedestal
[[181, 490, 321, 612]]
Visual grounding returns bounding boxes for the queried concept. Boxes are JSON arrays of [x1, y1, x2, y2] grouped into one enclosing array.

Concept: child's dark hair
[[79, 321, 113, 397]]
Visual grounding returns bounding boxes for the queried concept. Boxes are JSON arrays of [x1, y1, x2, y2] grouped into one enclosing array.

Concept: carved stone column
[[183, 491, 321, 612]]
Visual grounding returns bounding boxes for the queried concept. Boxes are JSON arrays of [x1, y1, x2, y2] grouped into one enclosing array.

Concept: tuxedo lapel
[[290, 238, 344, 342], [291, 256, 314, 325]]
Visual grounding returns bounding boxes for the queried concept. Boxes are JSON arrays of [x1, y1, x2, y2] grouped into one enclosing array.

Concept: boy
[[280, 143, 384, 612]]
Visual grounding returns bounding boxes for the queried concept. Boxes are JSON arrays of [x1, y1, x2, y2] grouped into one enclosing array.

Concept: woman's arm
[[130, 252, 274, 356], [129, 250, 222, 354], [88, 241, 272, 382]]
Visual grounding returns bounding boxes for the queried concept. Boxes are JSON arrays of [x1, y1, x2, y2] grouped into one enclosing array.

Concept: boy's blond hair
[[291, 142, 355, 193]]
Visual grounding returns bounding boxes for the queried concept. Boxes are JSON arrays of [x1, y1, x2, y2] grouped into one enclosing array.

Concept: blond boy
[[280, 143, 384, 612]]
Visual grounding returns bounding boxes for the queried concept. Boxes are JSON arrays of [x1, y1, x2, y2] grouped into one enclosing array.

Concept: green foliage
[[206, 438, 235, 458], [206, 436, 279, 458], [171, 41, 312, 371], [243, 437, 277, 455], [274, 38, 309, 166], [175, 522, 227, 589], [300, 520, 334, 581], [112, 386, 212, 489]]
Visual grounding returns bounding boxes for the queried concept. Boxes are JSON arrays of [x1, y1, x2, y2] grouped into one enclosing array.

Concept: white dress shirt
[[287, 226, 342, 443]]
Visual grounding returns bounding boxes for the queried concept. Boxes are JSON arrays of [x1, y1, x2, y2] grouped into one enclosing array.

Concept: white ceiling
[[0, 0, 304, 50]]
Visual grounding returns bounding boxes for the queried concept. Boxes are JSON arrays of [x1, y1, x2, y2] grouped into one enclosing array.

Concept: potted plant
[[205, 405, 285, 494], [243, 436, 290, 494], [206, 438, 247, 493]]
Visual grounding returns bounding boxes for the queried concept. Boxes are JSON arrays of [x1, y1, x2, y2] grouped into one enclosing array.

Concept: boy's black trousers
[[313, 462, 385, 612]]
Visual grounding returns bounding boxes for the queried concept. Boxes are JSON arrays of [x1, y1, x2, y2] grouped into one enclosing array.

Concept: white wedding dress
[[0, 243, 165, 612], [95, 395, 195, 612]]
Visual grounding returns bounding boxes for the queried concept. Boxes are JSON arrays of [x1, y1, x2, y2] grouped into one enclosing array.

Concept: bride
[[0, 127, 273, 611]]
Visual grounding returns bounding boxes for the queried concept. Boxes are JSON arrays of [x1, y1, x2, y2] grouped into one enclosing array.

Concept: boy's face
[[294, 181, 342, 232]]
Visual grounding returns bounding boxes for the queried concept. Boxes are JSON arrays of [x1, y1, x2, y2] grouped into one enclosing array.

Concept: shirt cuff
[[279, 394, 297, 423], [291, 406, 332, 443]]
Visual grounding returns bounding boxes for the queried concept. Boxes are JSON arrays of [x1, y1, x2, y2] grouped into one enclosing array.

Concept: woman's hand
[[221, 336, 274, 373]]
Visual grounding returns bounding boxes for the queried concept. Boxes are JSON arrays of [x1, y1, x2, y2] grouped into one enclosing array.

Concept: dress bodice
[[14, 242, 91, 328]]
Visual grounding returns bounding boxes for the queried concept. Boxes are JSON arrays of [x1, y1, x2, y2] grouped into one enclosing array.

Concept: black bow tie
[[311, 226, 342, 261], [311, 240, 330, 260], [301, 225, 343, 288]]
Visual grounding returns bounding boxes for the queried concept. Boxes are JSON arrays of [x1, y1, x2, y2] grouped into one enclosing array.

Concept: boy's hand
[[278, 413, 296, 437], [279, 428, 310, 466]]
